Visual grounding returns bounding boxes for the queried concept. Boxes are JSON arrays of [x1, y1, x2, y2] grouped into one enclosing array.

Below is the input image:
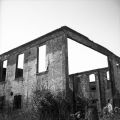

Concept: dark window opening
[[13, 95, 22, 109], [90, 86, 96, 91], [91, 99, 98, 104], [38, 45, 46, 73], [107, 80, 111, 89], [0, 96, 5, 111], [15, 54, 24, 78], [10, 92, 13, 96]]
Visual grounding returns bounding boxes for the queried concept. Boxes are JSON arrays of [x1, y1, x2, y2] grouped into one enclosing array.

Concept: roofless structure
[[0, 26, 120, 120]]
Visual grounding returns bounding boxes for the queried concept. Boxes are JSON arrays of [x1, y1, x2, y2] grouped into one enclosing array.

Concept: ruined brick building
[[0, 26, 120, 120]]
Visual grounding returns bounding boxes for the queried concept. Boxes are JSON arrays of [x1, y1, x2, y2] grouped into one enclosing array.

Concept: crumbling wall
[[69, 67, 112, 116], [0, 26, 120, 120], [0, 32, 69, 120]]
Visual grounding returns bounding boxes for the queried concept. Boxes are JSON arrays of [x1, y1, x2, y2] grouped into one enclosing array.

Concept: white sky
[[68, 39, 108, 74], [0, 0, 120, 74]]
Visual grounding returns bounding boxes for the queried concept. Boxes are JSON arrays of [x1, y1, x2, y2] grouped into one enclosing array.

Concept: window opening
[[89, 74, 95, 82], [91, 99, 97, 104], [0, 60, 7, 82], [106, 71, 111, 89], [0, 96, 5, 111], [68, 38, 108, 74], [90, 86, 96, 91], [116, 63, 119, 67], [3, 60, 7, 81], [16, 54, 24, 78], [38, 45, 46, 73], [13, 95, 22, 109], [106, 71, 110, 80], [3, 60, 7, 68], [116, 63, 120, 73]]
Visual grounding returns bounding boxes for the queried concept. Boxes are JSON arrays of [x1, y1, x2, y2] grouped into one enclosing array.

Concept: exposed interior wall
[[67, 37, 113, 116], [69, 67, 112, 114]]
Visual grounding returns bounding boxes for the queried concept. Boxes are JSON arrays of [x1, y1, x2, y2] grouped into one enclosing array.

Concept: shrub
[[32, 89, 71, 120]]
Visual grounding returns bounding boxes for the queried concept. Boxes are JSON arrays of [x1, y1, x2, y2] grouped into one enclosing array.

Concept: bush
[[32, 89, 71, 120]]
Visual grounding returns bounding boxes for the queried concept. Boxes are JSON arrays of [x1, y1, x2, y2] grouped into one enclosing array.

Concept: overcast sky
[[0, 0, 120, 74]]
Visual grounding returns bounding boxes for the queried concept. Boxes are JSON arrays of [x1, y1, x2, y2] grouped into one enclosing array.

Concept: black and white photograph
[[0, 0, 120, 120]]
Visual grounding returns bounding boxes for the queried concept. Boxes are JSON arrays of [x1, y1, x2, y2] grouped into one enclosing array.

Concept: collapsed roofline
[[0, 26, 120, 62]]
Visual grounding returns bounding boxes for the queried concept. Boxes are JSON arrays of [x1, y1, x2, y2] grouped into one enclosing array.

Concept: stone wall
[[0, 32, 68, 120], [69, 67, 112, 113], [0, 26, 120, 120]]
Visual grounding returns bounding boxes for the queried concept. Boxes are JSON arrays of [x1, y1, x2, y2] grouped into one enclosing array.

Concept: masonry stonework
[[0, 26, 120, 120]]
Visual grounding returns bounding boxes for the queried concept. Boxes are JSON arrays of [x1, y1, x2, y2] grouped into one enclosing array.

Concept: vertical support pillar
[[98, 70, 107, 109], [95, 70, 107, 112], [76, 74, 89, 105], [46, 34, 68, 97], [79, 74, 90, 99], [77, 74, 89, 119], [0, 61, 3, 82], [23, 47, 37, 109], [5, 54, 17, 111], [72, 75, 77, 113], [108, 57, 120, 107], [69, 75, 74, 113], [95, 72, 101, 113]]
